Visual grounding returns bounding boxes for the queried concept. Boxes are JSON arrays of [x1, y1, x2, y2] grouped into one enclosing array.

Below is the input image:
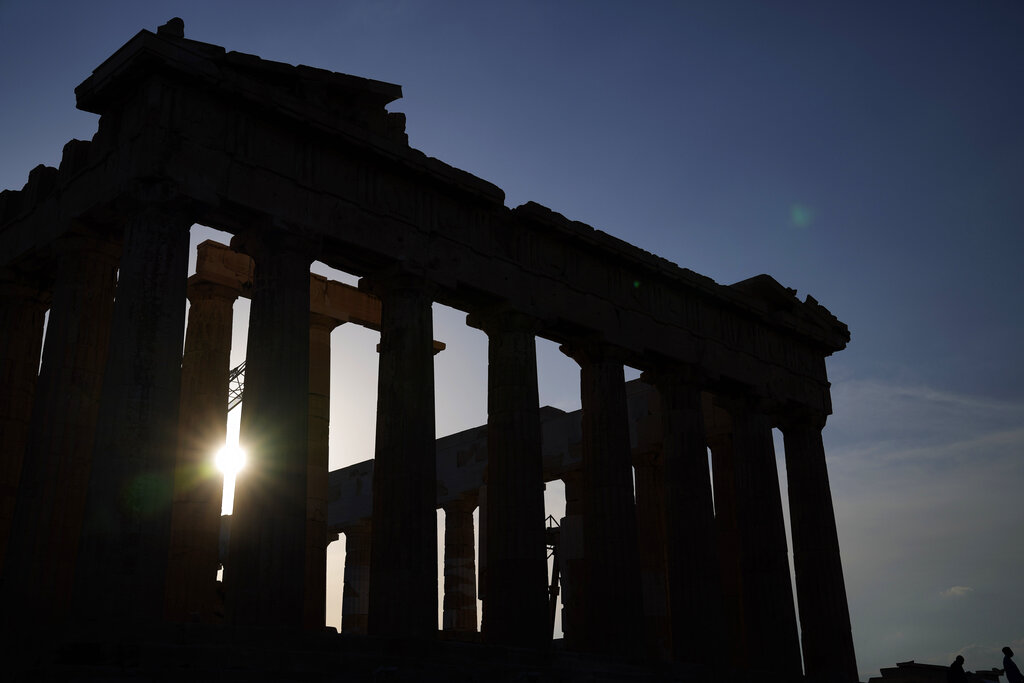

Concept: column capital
[[116, 181, 195, 227], [776, 408, 829, 432], [560, 467, 584, 486], [641, 368, 705, 413], [640, 363, 704, 391], [558, 337, 629, 367], [309, 311, 343, 334], [186, 277, 242, 304], [341, 518, 372, 536], [465, 304, 540, 336], [712, 389, 778, 421], [0, 267, 50, 307], [443, 492, 479, 514], [631, 446, 661, 469], [705, 430, 732, 454], [230, 227, 318, 266], [358, 267, 437, 301], [52, 229, 121, 264]]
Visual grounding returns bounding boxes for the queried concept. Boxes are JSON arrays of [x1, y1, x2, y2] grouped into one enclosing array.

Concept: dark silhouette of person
[[948, 655, 967, 683], [1004, 647, 1024, 683]]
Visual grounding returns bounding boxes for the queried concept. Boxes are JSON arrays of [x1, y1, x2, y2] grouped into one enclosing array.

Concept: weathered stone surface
[[341, 520, 371, 634], [363, 273, 438, 638], [727, 403, 803, 678], [471, 309, 549, 649], [2, 27, 847, 419], [648, 372, 727, 667], [166, 278, 238, 622], [305, 312, 341, 630], [558, 468, 586, 652], [4, 233, 118, 627], [561, 342, 644, 658], [0, 270, 48, 575], [632, 445, 671, 661], [73, 192, 192, 631], [783, 415, 859, 683], [0, 22, 857, 681], [226, 232, 312, 629], [708, 422, 749, 669], [442, 496, 477, 635]]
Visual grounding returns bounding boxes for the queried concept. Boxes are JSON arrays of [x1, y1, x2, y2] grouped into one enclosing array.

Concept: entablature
[[0, 22, 848, 417]]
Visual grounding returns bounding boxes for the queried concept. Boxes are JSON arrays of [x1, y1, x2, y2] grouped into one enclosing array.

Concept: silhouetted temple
[[0, 19, 858, 682]]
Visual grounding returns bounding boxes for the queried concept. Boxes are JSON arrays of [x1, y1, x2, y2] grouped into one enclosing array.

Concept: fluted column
[[469, 309, 548, 648], [364, 273, 437, 638], [477, 482, 487, 607], [442, 496, 478, 635], [166, 278, 239, 622], [632, 446, 671, 661], [649, 373, 727, 666], [306, 312, 341, 630], [708, 429, 748, 669], [560, 342, 644, 658], [558, 469, 585, 651], [782, 414, 858, 683], [0, 269, 48, 574], [4, 234, 118, 626], [227, 231, 312, 629], [341, 520, 371, 634], [73, 192, 192, 630], [729, 403, 802, 678]]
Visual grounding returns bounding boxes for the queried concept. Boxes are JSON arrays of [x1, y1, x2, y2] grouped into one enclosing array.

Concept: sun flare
[[214, 443, 247, 476]]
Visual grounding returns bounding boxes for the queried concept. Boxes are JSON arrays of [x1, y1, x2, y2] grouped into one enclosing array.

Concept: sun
[[214, 443, 247, 477], [215, 443, 246, 514]]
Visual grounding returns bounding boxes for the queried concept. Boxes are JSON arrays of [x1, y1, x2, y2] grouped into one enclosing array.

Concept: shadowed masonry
[[0, 18, 857, 682]]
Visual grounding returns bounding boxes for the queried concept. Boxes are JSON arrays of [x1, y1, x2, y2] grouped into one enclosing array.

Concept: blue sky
[[2, 2, 1022, 679]]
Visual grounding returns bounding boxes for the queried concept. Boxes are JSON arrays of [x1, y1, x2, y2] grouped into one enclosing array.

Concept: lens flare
[[215, 443, 246, 515], [215, 443, 246, 476], [790, 203, 815, 228]]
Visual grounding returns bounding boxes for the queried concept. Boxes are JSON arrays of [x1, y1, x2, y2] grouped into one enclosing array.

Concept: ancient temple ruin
[[0, 19, 857, 681]]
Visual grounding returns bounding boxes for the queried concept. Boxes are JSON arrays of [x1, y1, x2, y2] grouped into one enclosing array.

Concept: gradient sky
[[2, 2, 1022, 679]]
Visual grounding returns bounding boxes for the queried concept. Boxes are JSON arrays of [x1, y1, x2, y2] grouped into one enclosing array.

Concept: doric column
[[782, 413, 859, 683], [708, 430, 748, 669], [226, 230, 312, 629], [0, 269, 48, 574], [363, 272, 437, 638], [165, 277, 239, 622], [708, 430, 749, 671], [476, 482, 487, 607], [4, 234, 118, 626], [631, 445, 671, 661], [305, 312, 341, 630], [558, 469, 586, 651], [341, 520, 371, 634], [73, 190, 193, 630], [560, 342, 644, 658], [468, 309, 548, 648], [728, 402, 802, 678], [647, 372, 727, 666], [442, 495, 478, 635]]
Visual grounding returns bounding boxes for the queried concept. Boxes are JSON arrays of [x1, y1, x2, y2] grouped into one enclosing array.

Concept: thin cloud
[[941, 586, 974, 598], [825, 379, 1024, 476]]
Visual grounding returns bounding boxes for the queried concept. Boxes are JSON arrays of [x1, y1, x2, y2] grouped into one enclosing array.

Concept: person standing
[[948, 655, 967, 683], [1004, 647, 1024, 683]]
